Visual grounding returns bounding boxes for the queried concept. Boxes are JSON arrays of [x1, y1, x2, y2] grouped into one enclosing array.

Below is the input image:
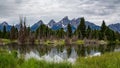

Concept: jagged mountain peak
[[49, 19, 56, 23], [0, 17, 119, 33], [48, 19, 56, 28], [108, 23, 120, 33], [1, 21, 8, 26], [0, 21, 12, 31], [30, 20, 44, 31], [37, 20, 43, 24], [63, 16, 69, 20]]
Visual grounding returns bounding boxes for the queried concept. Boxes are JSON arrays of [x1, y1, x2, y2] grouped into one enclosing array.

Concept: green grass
[[1, 39, 11, 44], [74, 52, 120, 68], [75, 40, 84, 45], [0, 50, 72, 68], [43, 40, 65, 46], [0, 50, 18, 68], [20, 59, 71, 68], [1, 49, 120, 68], [1, 39, 17, 44], [1, 39, 84, 45]]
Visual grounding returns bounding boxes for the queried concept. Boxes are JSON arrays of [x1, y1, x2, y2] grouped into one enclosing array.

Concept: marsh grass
[[20, 59, 72, 68], [74, 52, 120, 68], [0, 49, 120, 68]]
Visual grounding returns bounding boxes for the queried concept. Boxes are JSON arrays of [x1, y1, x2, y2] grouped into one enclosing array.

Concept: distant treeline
[[0, 17, 120, 44]]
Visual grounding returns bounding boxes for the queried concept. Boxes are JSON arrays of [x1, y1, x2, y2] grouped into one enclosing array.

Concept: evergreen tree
[[67, 24, 72, 38], [2, 25, 7, 38], [57, 28, 65, 39], [99, 20, 107, 40], [105, 27, 116, 41], [115, 32, 120, 41], [36, 24, 47, 39], [74, 27, 82, 39], [77, 17, 86, 39], [91, 30, 99, 39], [15, 28, 18, 39], [0, 30, 2, 38], [86, 26, 91, 39], [59, 28, 65, 39], [101, 20, 106, 32], [27, 26, 31, 37]]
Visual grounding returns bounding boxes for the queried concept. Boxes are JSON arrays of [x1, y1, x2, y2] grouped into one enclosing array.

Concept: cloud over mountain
[[0, 0, 120, 26]]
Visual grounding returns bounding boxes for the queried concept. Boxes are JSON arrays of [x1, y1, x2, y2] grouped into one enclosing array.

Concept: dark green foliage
[[56, 28, 65, 38], [91, 30, 99, 39], [99, 20, 107, 40], [101, 20, 107, 32], [86, 26, 92, 39], [115, 32, 120, 41], [36, 24, 51, 39], [105, 27, 116, 41], [76, 17, 86, 39], [2, 26, 7, 38], [98, 45, 106, 53], [0, 31, 2, 38], [67, 24, 72, 38]]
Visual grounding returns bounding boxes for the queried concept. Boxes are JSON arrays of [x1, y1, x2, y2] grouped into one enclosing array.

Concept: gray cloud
[[0, 0, 120, 26]]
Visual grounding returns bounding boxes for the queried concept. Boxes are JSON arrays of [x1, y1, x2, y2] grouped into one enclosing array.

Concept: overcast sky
[[0, 0, 120, 26]]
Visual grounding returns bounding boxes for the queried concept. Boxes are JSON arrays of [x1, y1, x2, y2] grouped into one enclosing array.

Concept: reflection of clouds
[[0, 0, 120, 25], [25, 47, 78, 63]]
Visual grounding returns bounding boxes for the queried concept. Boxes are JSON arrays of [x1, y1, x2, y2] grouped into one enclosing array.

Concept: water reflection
[[24, 47, 78, 63], [0, 44, 119, 63]]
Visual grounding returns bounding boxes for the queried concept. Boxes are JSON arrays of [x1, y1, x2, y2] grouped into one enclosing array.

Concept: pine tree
[[67, 24, 72, 38], [91, 30, 99, 39], [115, 32, 120, 41], [101, 20, 106, 32], [15, 28, 18, 39], [86, 26, 91, 39], [27, 26, 31, 37], [105, 27, 116, 41], [36, 24, 47, 39], [77, 17, 86, 39], [99, 20, 107, 40], [57, 28, 65, 39], [0, 30, 2, 38], [2, 25, 7, 38]]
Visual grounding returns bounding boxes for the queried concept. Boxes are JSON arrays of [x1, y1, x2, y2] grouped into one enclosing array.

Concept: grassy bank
[[74, 52, 120, 68], [0, 39, 84, 45], [0, 49, 120, 68], [1, 38, 120, 45], [0, 50, 72, 68]]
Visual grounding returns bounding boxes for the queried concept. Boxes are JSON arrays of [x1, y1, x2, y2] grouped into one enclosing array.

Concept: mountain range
[[0, 16, 120, 33]]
